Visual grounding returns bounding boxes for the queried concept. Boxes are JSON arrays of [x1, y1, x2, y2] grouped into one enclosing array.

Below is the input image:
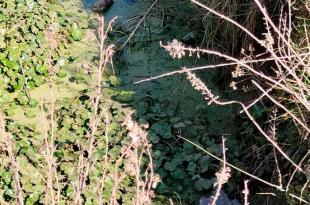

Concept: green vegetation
[[0, 0, 309, 204], [0, 1, 139, 204]]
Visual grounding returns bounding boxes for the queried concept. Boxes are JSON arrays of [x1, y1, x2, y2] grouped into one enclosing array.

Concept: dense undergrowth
[[0, 0, 309, 204], [155, 0, 310, 204], [0, 1, 140, 204]]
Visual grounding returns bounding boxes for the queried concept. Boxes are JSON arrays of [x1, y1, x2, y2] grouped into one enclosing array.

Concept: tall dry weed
[[136, 0, 310, 203]]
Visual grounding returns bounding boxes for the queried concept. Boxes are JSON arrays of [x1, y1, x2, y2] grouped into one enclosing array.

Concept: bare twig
[[119, 0, 159, 50], [242, 180, 250, 205]]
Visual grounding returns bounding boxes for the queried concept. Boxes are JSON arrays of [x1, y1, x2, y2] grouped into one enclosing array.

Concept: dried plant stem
[[43, 11, 61, 203], [0, 116, 24, 205], [211, 137, 231, 205], [242, 180, 250, 205], [286, 151, 309, 192], [98, 111, 110, 205], [268, 109, 283, 188], [179, 136, 309, 204], [164, 42, 308, 107], [134, 52, 310, 84], [300, 178, 310, 202], [41, 80, 61, 205], [120, 0, 158, 50], [110, 114, 156, 205], [183, 68, 302, 171], [75, 15, 117, 204], [252, 80, 310, 133]]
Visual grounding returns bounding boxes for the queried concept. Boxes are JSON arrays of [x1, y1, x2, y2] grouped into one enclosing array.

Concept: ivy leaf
[[60, 162, 75, 176], [70, 23, 82, 41], [194, 177, 214, 191], [1, 171, 12, 184], [65, 185, 74, 197], [198, 156, 211, 173], [54, 150, 64, 159], [36, 65, 48, 75], [24, 108, 36, 118], [150, 122, 172, 139], [149, 131, 160, 144], [109, 76, 122, 87], [2, 59, 19, 71], [187, 161, 196, 173], [114, 91, 135, 103], [25, 0, 35, 10], [163, 159, 179, 172], [28, 99, 39, 108], [57, 69, 67, 78], [5, 107, 16, 116], [172, 168, 186, 179], [16, 94, 29, 106]]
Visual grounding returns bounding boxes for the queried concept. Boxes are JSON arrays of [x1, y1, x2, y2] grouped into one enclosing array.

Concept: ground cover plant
[[136, 0, 309, 204], [0, 0, 309, 204], [0, 1, 157, 204]]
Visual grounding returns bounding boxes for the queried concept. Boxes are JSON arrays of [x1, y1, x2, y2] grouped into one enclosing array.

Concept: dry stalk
[[180, 66, 302, 171], [0, 116, 24, 205], [286, 151, 309, 192], [74, 15, 117, 204], [192, 0, 310, 115], [120, 0, 159, 50], [210, 137, 231, 205], [109, 113, 157, 205], [300, 178, 310, 202], [267, 109, 283, 188], [179, 136, 309, 204], [41, 99, 59, 205], [43, 11, 61, 204], [242, 180, 250, 205], [98, 110, 110, 205], [134, 52, 310, 84]]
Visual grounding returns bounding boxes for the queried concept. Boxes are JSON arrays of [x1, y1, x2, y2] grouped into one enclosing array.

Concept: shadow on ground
[[81, 0, 244, 204]]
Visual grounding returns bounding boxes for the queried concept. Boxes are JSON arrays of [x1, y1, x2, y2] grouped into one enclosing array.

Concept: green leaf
[[194, 177, 214, 191], [150, 122, 173, 139], [24, 108, 36, 118], [36, 65, 48, 75], [70, 23, 82, 41], [65, 185, 74, 197], [2, 59, 19, 71], [28, 99, 39, 108], [57, 69, 67, 78], [149, 131, 160, 143], [109, 76, 122, 87], [5, 107, 16, 116], [172, 168, 186, 179], [163, 160, 178, 172], [16, 94, 29, 105], [114, 91, 135, 103], [187, 161, 196, 173]]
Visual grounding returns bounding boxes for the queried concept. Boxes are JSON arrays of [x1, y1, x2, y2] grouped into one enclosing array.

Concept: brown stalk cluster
[[152, 0, 310, 203], [108, 113, 159, 205]]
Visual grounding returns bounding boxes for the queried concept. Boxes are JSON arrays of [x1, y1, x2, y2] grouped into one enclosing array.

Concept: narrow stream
[[82, 0, 242, 204]]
